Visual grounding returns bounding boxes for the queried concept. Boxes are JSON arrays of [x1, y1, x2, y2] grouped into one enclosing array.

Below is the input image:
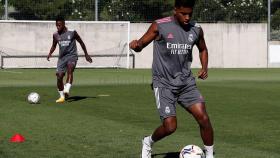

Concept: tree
[[193, 0, 267, 23], [6, 0, 270, 23], [271, 0, 280, 14], [193, 0, 227, 22], [100, 0, 173, 21], [271, 0, 280, 33], [8, 0, 95, 20], [100, 0, 143, 21], [225, 0, 267, 22], [272, 9, 280, 29], [0, 0, 4, 19]]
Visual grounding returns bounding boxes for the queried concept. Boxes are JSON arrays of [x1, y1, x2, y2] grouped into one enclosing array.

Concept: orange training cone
[[10, 134, 25, 143]]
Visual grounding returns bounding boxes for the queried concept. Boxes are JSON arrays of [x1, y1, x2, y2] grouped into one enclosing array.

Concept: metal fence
[[0, 0, 279, 40]]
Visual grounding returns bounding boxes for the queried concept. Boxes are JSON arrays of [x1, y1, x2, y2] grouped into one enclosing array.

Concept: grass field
[[0, 68, 279, 158]]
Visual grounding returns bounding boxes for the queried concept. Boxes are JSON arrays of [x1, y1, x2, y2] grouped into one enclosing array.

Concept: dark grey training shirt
[[152, 16, 201, 89], [53, 29, 78, 59]]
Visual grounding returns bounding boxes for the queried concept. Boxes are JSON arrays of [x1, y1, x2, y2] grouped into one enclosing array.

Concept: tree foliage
[[100, 0, 173, 21], [193, 0, 267, 22], [100, 0, 268, 23], [8, 0, 94, 20], [271, 0, 280, 14], [271, 0, 280, 31], [193, 0, 226, 22], [4, 0, 271, 23], [272, 9, 280, 30], [0, 0, 4, 17]]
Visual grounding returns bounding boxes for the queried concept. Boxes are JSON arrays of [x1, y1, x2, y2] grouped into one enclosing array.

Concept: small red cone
[[10, 134, 25, 143]]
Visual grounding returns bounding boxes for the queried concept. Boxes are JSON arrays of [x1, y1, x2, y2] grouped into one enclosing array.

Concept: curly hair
[[175, 0, 196, 8]]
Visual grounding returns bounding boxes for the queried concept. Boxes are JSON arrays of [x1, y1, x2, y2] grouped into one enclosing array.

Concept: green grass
[[0, 68, 279, 158]]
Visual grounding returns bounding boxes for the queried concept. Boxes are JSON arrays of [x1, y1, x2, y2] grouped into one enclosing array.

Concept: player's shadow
[[66, 96, 96, 102], [152, 152, 180, 158]]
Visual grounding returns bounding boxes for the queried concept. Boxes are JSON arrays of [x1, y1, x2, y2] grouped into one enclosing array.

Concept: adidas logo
[[167, 33, 174, 39]]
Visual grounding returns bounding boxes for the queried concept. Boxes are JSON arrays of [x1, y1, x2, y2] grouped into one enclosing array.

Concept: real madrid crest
[[188, 34, 194, 42], [165, 106, 170, 114]]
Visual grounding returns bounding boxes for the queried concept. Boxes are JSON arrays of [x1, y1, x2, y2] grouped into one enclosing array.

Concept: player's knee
[[56, 73, 64, 80], [67, 71, 74, 76], [165, 124, 177, 135], [164, 121, 177, 135], [67, 65, 75, 72], [198, 115, 211, 128]]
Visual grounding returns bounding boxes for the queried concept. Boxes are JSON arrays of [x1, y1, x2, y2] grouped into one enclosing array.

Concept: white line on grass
[[98, 94, 110, 97]]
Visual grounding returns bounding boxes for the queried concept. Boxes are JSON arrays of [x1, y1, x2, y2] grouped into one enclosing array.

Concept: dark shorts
[[153, 83, 205, 121], [56, 56, 78, 73]]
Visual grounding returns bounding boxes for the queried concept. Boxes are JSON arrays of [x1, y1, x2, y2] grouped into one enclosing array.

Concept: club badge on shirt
[[188, 34, 194, 42]]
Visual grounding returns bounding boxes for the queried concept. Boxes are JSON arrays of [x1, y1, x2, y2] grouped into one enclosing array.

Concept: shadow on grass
[[152, 152, 180, 158], [66, 96, 97, 102]]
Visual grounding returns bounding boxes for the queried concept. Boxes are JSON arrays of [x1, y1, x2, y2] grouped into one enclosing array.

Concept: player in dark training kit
[[47, 17, 92, 103], [129, 0, 214, 158]]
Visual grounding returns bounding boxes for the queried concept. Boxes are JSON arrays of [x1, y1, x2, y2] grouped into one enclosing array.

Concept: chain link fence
[[0, 0, 279, 40]]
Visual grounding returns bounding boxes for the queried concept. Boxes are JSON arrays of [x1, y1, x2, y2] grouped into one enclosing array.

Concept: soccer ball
[[27, 92, 40, 104], [179, 145, 205, 158]]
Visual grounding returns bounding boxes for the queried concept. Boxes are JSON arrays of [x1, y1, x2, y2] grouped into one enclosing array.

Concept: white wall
[[0, 21, 129, 55], [0, 21, 131, 68], [268, 41, 280, 67], [131, 23, 268, 68], [0, 21, 268, 68]]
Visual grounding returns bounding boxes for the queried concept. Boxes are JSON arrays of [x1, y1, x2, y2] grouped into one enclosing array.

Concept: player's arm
[[196, 28, 208, 80], [74, 31, 92, 63], [129, 22, 159, 52], [47, 35, 57, 61]]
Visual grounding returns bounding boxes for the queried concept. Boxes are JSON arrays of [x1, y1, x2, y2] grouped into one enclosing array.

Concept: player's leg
[[178, 83, 214, 158], [64, 58, 77, 98], [56, 72, 65, 91], [187, 103, 213, 145], [187, 103, 214, 158], [55, 58, 67, 103], [142, 117, 177, 158], [142, 87, 177, 158], [65, 64, 74, 84], [64, 64, 74, 98], [151, 116, 177, 141], [56, 72, 65, 103]]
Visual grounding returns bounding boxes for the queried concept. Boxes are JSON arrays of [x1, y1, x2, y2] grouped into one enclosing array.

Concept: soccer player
[[47, 17, 92, 103], [129, 0, 214, 158]]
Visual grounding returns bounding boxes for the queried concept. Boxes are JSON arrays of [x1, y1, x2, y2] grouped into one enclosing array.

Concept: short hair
[[55, 16, 65, 23], [175, 0, 196, 8]]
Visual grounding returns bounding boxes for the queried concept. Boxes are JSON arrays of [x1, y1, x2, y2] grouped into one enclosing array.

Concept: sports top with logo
[[153, 16, 201, 89], [152, 17, 204, 120], [53, 29, 78, 59], [53, 29, 78, 72]]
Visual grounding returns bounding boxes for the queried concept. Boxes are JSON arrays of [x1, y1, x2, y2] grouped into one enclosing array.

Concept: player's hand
[[47, 54, 51, 61], [198, 68, 208, 80], [129, 40, 142, 52], [85, 54, 92, 63]]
